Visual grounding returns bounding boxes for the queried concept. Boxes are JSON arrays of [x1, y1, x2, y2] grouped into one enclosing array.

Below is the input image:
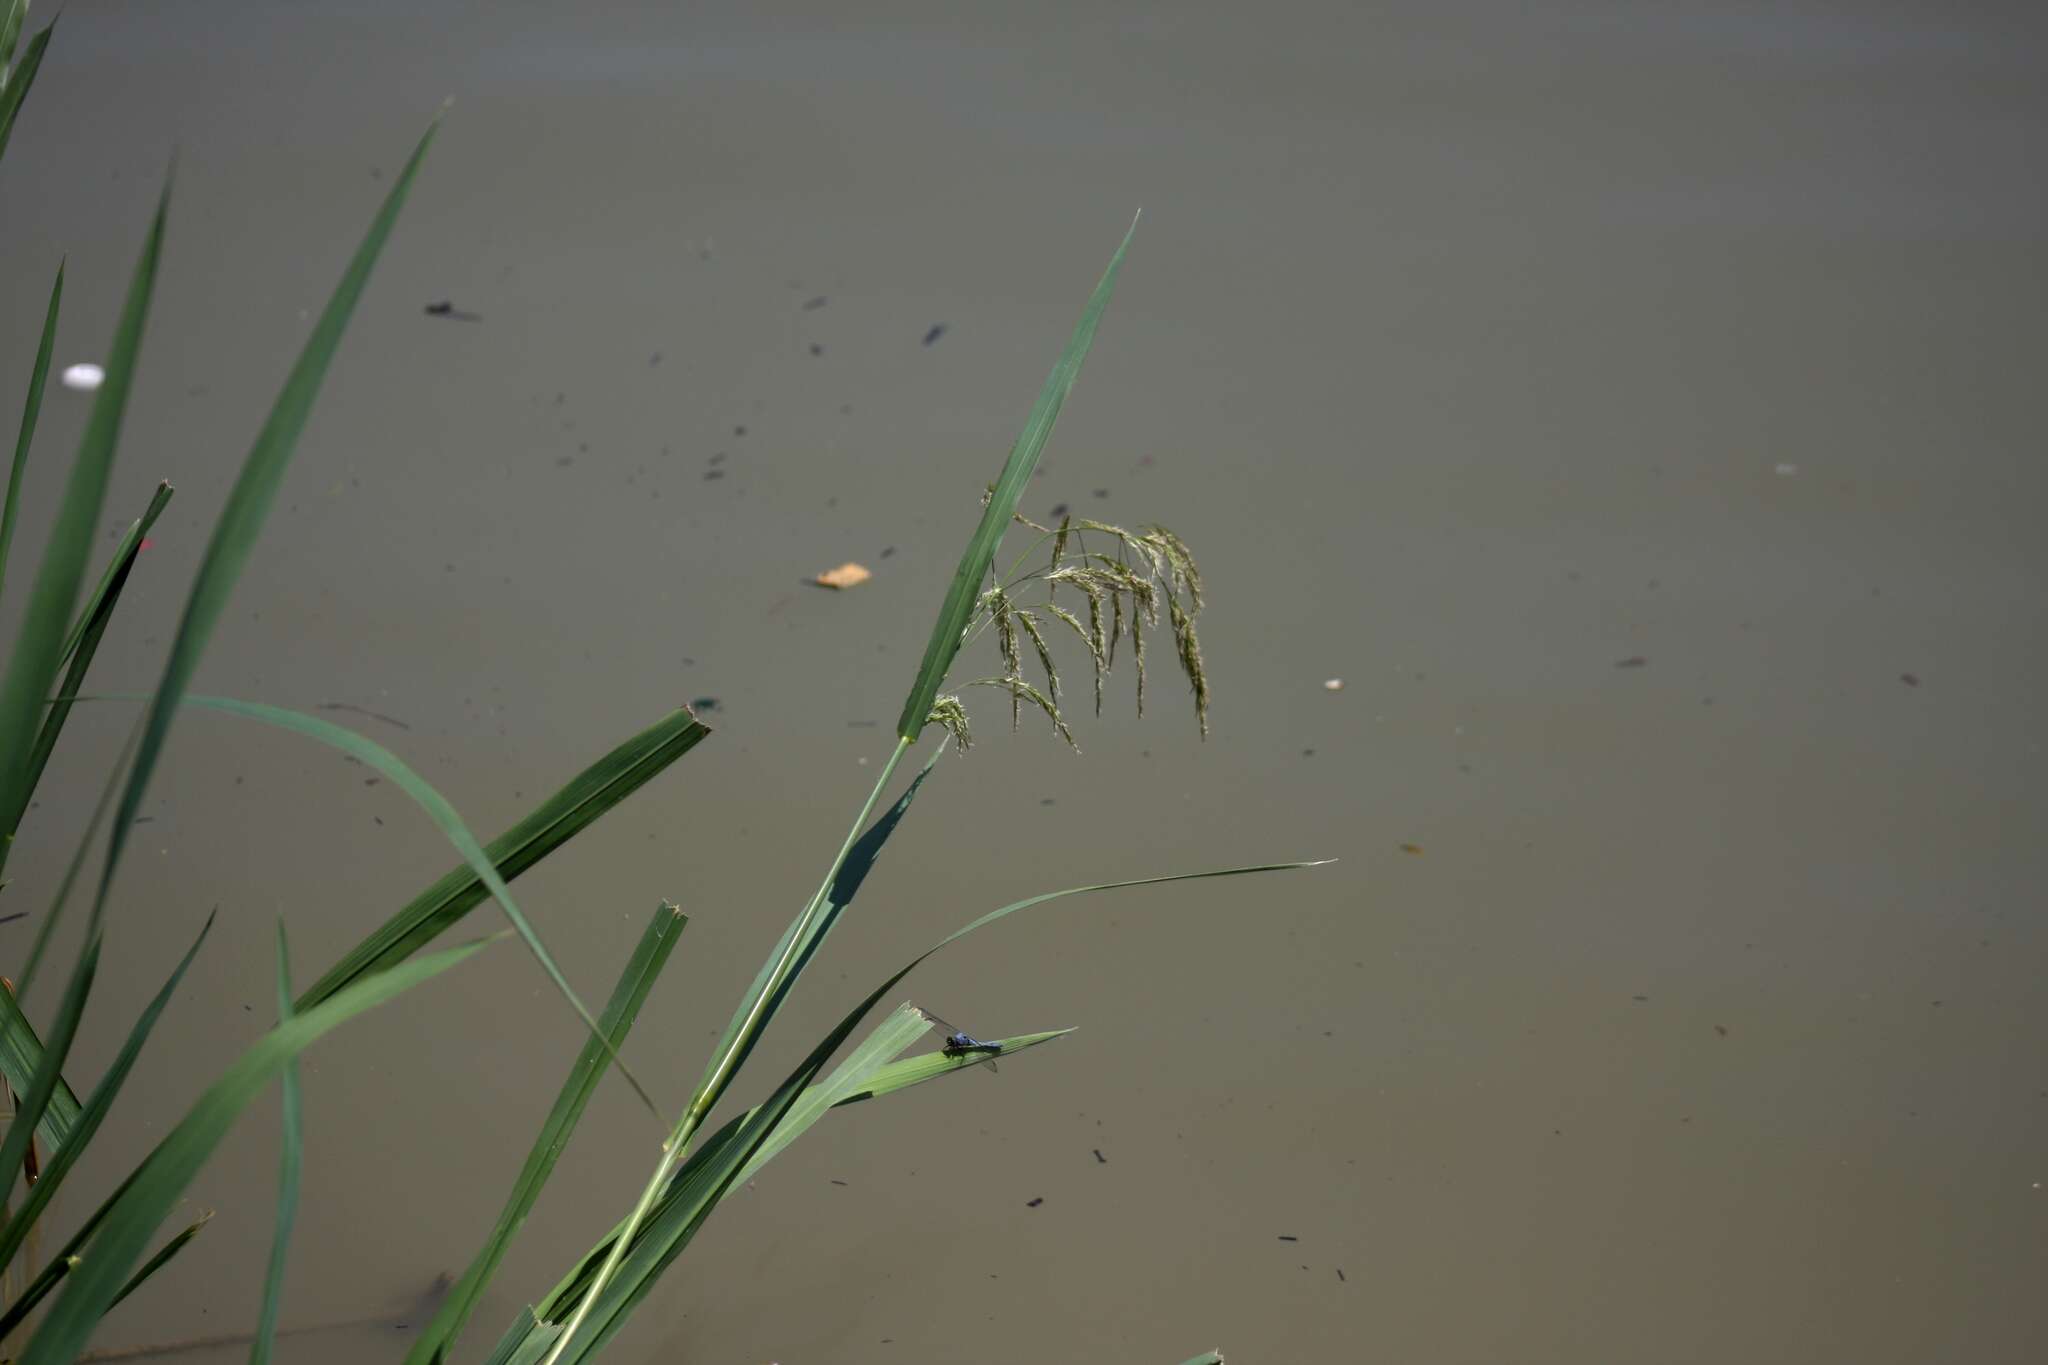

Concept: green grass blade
[[0, 1, 26, 70], [0, 983, 80, 1151], [168, 693, 667, 1125], [90, 116, 440, 992], [549, 1014, 1070, 1364], [0, 933, 97, 1239], [107, 1212, 210, 1312], [693, 746, 939, 1107], [895, 217, 1137, 741], [540, 741, 932, 1359], [249, 923, 300, 1365], [408, 901, 688, 1365], [485, 1312, 562, 1365], [0, 482, 175, 889], [0, 260, 63, 604], [58, 480, 173, 665], [733, 1010, 1071, 1185], [297, 705, 708, 1010], [1176, 1352, 1225, 1364], [0, 1159, 140, 1338], [18, 931, 503, 1365], [0, 18, 51, 164], [513, 1020, 1063, 1338], [0, 1248, 72, 1339], [0, 911, 213, 1272], [0, 177, 166, 919], [518, 859, 1321, 1361]]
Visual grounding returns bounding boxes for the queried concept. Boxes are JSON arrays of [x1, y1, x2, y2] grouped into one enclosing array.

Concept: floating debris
[[1614, 656, 1649, 669], [922, 323, 948, 347], [1900, 672, 1920, 687], [1277, 1235, 1299, 1242], [690, 696, 722, 713], [1397, 843, 1423, 855], [1092, 1148, 1106, 1164], [1323, 678, 1344, 692], [60, 363, 104, 391], [814, 562, 872, 590], [809, 343, 825, 356], [802, 295, 829, 311], [1713, 1024, 1729, 1037], [1026, 1197, 1044, 1208], [423, 300, 482, 322]]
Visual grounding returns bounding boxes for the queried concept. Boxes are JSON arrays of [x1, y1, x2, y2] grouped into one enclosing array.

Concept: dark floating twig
[[314, 701, 412, 732], [1092, 1148, 1106, 1164], [0, 911, 28, 927], [1026, 1196, 1044, 1208], [1336, 1267, 1347, 1282], [422, 300, 482, 322], [1614, 655, 1648, 669], [830, 1179, 849, 1186], [922, 323, 948, 347], [1277, 1235, 1299, 1242]]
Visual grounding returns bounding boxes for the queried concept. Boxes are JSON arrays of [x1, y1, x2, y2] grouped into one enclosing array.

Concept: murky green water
[[3, 2, 2043, 1360]]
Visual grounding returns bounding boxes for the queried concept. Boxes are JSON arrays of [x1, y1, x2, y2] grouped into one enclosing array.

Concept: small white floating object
[[1323, 678, 1344, 692], [60, 363, 105, 392], [1773, 462, 1798, 477]]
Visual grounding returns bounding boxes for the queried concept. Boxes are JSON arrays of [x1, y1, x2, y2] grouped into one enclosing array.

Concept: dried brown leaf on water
[[814, 563, 872, 590]]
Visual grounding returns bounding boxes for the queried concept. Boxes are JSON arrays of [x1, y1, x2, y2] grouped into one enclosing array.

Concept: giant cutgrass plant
[[447, 223, 1323, 1365], [0, 18, 1316, 1360]]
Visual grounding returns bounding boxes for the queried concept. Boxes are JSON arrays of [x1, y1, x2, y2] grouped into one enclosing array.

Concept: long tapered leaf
[[526, 860, 1322, 1362], [1177, 1352, 1225, 1364], [0, 983, 78, 1151], [0, 934, 96, 1243], [0, 1160, 142, 1339], [107, 1212, 211, 1312], [0, 17, 50, 163], [249, 924, 300, 1365], [694, 746, 939, 1107], [163, 693, 665, 1123], [19, 931, 503, 1365], [0, 912, 212, 1271], [408, 901, 688, 1365], [86, 116, 440, 1021], [0, 260, 62, 604], [0, 482, 175, 887], [1, 1, 27, 70], [501, 1016, 1066, 1361], [895, 217, 1136, 741], [0, 176, 165, 916], [299, 705, 708, 1010], [58, 480, 173, 666]]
